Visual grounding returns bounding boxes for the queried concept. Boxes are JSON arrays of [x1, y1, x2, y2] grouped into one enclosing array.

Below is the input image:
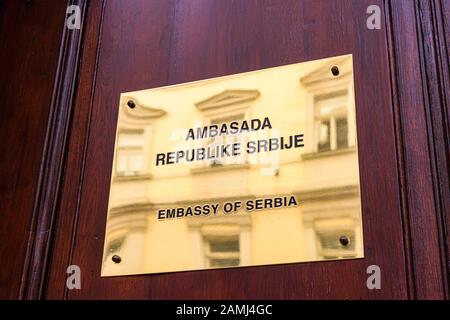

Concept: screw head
[[339, 235, 350, 246], [331, 66, 340, 76], [112, 255, 122, 263], [127, 100, 136, 109]]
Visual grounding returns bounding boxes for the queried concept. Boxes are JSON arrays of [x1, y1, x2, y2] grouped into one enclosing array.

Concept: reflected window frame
[[300, 56, 357, 156], [114, 128, 148, 177], [205, 237, 241, 268], [314, 91, 349, 153], [193, 90, 259, 171]]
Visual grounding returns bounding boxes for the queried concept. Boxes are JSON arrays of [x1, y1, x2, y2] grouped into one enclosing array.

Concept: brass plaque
[[102, 54, 364, 276]]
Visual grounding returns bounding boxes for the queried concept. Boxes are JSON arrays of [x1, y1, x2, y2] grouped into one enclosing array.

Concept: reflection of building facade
[[102, 55, 363, 276]]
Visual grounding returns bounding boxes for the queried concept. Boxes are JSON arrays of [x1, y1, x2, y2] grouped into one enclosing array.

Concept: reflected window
[[205, 237, 240, 267], [208, 114, 246, 167], [194, 90, 259, 169], [316, 230, 356, 260], [314, 91, 349, 153], [115, 129, 146, 176]]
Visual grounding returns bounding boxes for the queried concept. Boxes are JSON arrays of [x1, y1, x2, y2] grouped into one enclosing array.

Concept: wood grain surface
[[0, 0, 67, 299]]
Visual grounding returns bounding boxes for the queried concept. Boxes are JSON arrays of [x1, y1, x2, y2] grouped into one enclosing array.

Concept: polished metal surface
[[102, 54, 364, 276]]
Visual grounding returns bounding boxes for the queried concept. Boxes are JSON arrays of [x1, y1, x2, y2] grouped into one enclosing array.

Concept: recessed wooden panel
[[56, 0, 410, 299]]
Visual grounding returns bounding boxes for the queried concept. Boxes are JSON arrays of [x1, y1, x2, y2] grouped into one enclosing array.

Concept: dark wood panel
[[428, 0, 450, 297], [0, 0, 67, 299], [442, 0, 450, 75], [438, 0, 450, 284], [49, 0, 412, 299], [388, 0, 446, 299]]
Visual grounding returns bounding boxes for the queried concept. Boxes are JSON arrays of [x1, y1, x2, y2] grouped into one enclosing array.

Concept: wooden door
[[17, 0, 448, 299]]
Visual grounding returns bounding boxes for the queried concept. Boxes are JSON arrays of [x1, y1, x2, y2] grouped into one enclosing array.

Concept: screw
[[331, 66, 340, 76], [112, 255, 122, 263], [339, 235, 350, 246], [127, 100, 136, 109]]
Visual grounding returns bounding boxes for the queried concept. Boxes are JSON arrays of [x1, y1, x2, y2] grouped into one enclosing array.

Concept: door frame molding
[[19, 0, 89, 300], [386, 0, 449, 299]]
